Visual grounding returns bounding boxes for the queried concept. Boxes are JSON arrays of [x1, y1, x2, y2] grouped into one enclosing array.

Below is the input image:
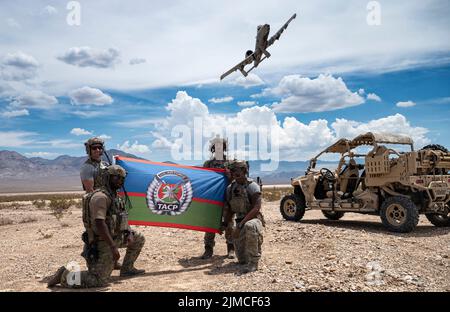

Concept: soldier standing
[[201, 136, 235, 259], [80, 137, 109, 193], [47, 165, 146, 288], [224, 161, 264, 273], [80, 137, 122, 270]]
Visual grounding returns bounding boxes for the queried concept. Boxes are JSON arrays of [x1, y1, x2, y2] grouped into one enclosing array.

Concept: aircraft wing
[[267, 13, 297, 47], [220, 53, 255, 80]]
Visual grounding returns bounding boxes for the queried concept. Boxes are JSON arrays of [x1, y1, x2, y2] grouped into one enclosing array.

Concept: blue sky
[[0, 1, 449, 164]]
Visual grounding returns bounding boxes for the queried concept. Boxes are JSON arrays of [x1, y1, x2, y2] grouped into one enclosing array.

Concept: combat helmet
[[107, 165, 127, 178], [228, 160, 248, 172]]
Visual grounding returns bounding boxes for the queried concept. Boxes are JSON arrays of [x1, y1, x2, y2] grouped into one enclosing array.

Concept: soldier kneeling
[[48, 165, 145, 288], [224, 161, 264, 274]]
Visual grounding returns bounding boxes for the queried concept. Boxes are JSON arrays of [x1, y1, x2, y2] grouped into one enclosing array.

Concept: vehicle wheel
[[380, 196, 419, 233], [280, 194, 305, 221], [322, 210, 345, 220], [425, 213, 450, 227]]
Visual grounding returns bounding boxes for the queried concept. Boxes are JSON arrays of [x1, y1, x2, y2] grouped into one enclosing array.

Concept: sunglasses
[[91, 146, 103, 151]]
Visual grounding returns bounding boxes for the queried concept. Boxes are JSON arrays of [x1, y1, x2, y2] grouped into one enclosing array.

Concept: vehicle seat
[[338, 159, 360, 197]]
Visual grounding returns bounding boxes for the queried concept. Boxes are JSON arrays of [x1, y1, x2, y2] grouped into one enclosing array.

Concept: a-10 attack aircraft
[[220, 13, 297, 80]]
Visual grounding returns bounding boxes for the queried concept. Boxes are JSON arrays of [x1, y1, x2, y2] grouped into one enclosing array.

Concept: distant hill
[[0, 150, 146, 193], [0, 150, 340, 192]]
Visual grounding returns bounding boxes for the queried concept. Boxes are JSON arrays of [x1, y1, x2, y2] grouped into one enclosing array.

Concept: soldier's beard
[[90, 151, 102, 162]]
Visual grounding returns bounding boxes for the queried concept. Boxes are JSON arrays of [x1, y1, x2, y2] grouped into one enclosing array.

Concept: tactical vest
[[228, 179, 256, 219], [84, 159, 108, 190], [82, 188, 129, 243]]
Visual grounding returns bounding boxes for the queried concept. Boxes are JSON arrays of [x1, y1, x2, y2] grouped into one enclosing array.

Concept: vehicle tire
[[322, 210, 345, 220], [425, 213, 450, 227], [280, 194, 305, 221], [420, 144, 448, 152], [380, 196, 419, 233]]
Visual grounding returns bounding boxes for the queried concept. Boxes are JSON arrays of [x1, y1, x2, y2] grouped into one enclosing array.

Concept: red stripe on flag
[[128, 220, 220, 233], [119, 192, 224, 207], [114, 156, 226, 173], [192, 197, 224, 207]]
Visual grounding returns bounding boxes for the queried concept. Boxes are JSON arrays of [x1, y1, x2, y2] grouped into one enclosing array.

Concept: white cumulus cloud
[[230, 73, 265, 88], [151, 132, 178, 150], [70, 128, 93, 136], [0, 131, 36, 147], [10, 90, 58, 109], [151, 91, 430, 161], [367, 93, 381, 102], [98, 134, 112, 140], [1, 109, 29, 118], [237, 101, 257, 107], [208, 96, 233, 104], [0, 51, 39, 81], [57, 47, 120, 68], [266, 74, 365, 113], [69, 86, 113, 106], [332, 113, 429, 147], [396, 100, 416, 108], [71, 110, 105, 118], [117, 140, 150, 155]]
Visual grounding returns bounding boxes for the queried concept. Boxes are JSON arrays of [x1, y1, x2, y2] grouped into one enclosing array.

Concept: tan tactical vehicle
[[280, 132, 450, 232]]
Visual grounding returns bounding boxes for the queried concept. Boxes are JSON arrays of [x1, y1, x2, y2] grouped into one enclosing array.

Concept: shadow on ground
[[296, 218, 450, 237]]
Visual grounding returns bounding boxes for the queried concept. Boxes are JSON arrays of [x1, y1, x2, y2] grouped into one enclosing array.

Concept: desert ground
[[0, 191, 449, 292]]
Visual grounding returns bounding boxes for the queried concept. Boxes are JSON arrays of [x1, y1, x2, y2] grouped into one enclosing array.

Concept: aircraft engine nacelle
[[245, 50, 253, 58]]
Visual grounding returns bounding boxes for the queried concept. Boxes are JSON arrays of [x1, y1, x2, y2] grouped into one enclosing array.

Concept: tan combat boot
[[201, 246, 214, 259], [240, 262, 258, 274], [120, 267, 146, 277], [47, 266, 66, 287]]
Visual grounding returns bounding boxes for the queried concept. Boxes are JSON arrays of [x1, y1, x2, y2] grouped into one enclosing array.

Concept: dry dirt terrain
[[0, 195, 449, 292]]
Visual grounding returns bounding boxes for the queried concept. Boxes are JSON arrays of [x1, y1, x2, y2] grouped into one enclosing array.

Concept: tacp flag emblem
[[146, 170, 193, 216]]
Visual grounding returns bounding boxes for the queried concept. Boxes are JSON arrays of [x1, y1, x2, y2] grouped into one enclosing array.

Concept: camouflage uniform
[[203, 159, 234, 252], [227, 178, 264, 269], [59, 187, 145, 288]]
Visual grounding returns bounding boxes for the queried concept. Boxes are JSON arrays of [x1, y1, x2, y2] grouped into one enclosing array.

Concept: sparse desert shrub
[[0, 217, 14, 226], [68, 199, 82, 209], [0, 202, 21, 210], [19, 216, 38, 224], [32, 200, 47, 209], [38, 229, 53, 239], [49, 199, 72, 220], [0, 193, 82, 203]]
